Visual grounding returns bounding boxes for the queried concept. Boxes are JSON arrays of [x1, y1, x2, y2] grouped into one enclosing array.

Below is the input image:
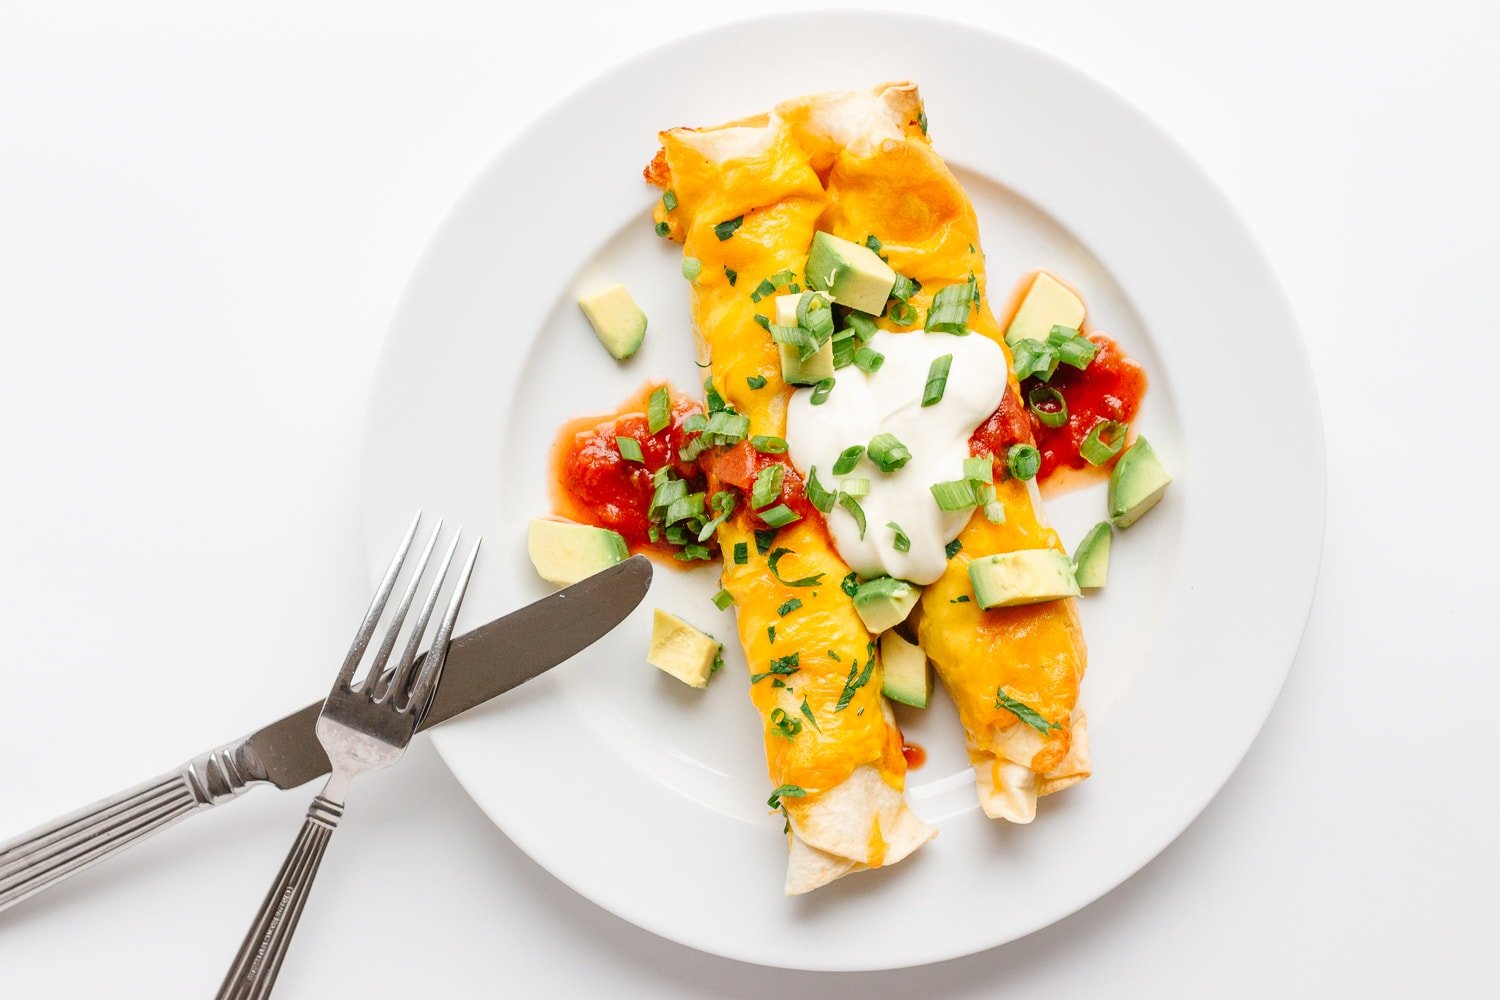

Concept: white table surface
[[2, 1, 1495, 995]]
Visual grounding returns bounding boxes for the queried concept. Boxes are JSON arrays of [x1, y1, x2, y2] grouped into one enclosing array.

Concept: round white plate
[[361, 12, 1324, 971]]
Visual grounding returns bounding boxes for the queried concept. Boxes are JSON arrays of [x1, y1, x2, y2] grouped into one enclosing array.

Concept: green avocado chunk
[[1071, 521, 1112, 589], [851, 576, 920, 634], [578, 283, 647, 360], [1108, 436, 1172, 528], [880, 631, 930, 708], [968, 550, 1079, 609], [805, 232, 897, 315], [526, 518, 627, 586]]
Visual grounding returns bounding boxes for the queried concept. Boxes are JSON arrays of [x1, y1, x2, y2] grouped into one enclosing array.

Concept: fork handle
[[0, 742, 267, 913], [218, 794, 343, 999]]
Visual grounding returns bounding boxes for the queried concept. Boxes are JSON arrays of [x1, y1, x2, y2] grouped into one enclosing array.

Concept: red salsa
[[1027, 333, 1146, 480], [901, 742, 927, 769], [552, 384, 817, 563]]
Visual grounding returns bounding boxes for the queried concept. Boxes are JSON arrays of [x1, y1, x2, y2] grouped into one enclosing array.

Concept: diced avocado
[[1003, 271, 1085, 347], [1072, 521, 1112, 589], [646, 609, 721, 689], [880, 631, 931, 708], [967, 550, 1079, 609], [1108, 436, 1172, 528], [578, 283, 646, 360], [771, 293, 836, 386], [805, 231, 897, 315], [527, 518, 627, 586], [852, 576, 920, 634]]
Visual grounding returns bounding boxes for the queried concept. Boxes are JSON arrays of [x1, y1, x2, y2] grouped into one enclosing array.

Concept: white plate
[[360, 12, 1324, 971]]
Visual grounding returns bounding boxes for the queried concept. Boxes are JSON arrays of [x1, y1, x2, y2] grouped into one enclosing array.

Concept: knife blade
[[244, 554, 653, 789]]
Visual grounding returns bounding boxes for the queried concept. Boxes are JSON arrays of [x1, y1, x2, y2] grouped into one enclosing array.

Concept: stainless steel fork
[[217, 513, 479, 1000]]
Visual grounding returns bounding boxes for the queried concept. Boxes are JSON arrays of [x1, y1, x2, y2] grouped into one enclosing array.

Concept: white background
[[1, 1, 1495, 996]]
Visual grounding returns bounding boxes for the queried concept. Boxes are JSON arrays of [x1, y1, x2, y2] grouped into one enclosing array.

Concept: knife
[[0, 556, 652, 914]]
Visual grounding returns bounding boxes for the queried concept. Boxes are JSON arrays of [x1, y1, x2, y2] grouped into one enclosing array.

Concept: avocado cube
[[1003, 272, 1085, 347], [852, 576, 920, 634], [527, 518, 628, 586], [1107, 437, 1172, 528], [1071, 521, 1112, 589], [880, 630, 931, 708], [805, 232, 897, 315], [579, 283, 647, 360], [967, 550, 1079, 609], [647, 609, 720, 689]]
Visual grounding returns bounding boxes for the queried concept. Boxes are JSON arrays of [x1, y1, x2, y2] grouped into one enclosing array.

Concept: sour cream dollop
[[786, 329, 1008, 585]]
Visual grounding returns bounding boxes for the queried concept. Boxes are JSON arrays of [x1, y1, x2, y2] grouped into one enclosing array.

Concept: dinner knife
[[0, 555, 652, 915]]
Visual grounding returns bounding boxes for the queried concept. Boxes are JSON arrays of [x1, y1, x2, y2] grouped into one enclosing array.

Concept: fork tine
[[383, 530, 463, 706], [362, 519, 444, 701], [335, 512, 421, 689], [406, 536, 480, 716]]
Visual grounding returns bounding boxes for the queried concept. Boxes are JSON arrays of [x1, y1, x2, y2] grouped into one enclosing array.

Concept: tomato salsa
[[552, 383, 818, 563], [1027, 333, 1146, 481]]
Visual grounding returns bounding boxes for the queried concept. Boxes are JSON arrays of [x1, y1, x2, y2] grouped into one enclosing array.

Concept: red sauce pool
[[1028, 333, 1147, 481], [902, 742, 927, 769], [551, 384, 705, 556]]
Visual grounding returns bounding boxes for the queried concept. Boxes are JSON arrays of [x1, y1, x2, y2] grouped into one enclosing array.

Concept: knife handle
[[0, 741, 268, 913]]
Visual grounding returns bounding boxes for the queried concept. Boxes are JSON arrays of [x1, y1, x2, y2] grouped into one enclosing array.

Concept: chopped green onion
[[1028, 385, 1069, 428], [1012, 338, 1060, 382], [810, 378, 835, 405], [1080, 420, 1128, 465], [769, 707, 802, 741], [922, 353, 953, 407], [681, 256, 701, 281], [840, 571, 860, 597], [702, 409, 749, 446], [963, 456, 994, 483], [770, 323, 818, 362], [654, 221, 670, 237], [984, 501, 1006, 523], [759, 504, 800, 527], [649, 476, 686, 513], [733, 542, 748, 564], [767, 547, 824, 587], [664, 492, 706, 526], [696, 491, 737, 541], [1049, 326, 1099, 369], [837, 492, 867, 538], [888, 301, 918, 326], [796, 292, 835, 343], [995, 689, 1061, 733], [662, 190, 678, 211], [889, 273, 920, 302], [753, 313, 771, 331], [945, 538, 963, 558], [1007, 443, 1042, 481], [724, 267, 737, 286], [752, 435, 788, 454], [714, 216, 743, 241], [930, 478, 979, 511], [680, 413, 708, 434], [704, 376, 727, 413], [831, 333, 859, 369], [750, 279, 777, 303], [646, 386, 670, 434], [887, 522, 911, 552], [833, 445, 865, 475], [865, 235, 882, 255], [777, 598, 802, 616], [925, 282, 974, 334], [754, 529, 777, 555], [853, 347, 885, 373], [750, 464, 785, 509], [845, 313, 878, 342], [839, 477, 870, 498], [805, 467, 836, 513], [746, 375, 768, 390], [616, 437, 644, 463], [674, 543, 712, 562], [712, 588, 734, 610], [868, 433, 912, 472]]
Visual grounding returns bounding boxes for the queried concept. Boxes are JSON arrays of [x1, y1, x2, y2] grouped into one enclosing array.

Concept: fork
[[217, 513, 479, 999]]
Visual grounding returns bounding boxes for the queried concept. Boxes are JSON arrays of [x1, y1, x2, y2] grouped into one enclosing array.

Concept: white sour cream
[[786, 329, 1009, 585]]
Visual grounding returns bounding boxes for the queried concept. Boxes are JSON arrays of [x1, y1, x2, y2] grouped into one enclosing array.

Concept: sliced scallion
[[712, 588, 734, 610], [887, 522, 911, 553], [888, 301, 918, 326], [747, 375, 767, 389], [1080, 420, 1128, 465], [751, 435, 788, 454], [868, 433, 912, 472], [853, 347, 885, 373], [833, 445, 864, 475], [662, 190, 678, 211], [838, 477, 870, 498], [805, 467, 836, 513], [837, 492, 867, 538], [616, 437, 644, 463], [654, 221, 670, 237], [1007, 443, 1042, 481], [759, 504, 800, 528], [810, 378, 835, 405], [681, 256, 701, 281], [845, 313, 878, 342], [714, 216, 743, 241], [1028, 385, 1069, 427], [750, 464, 785, 509], [963, 456, 993, 483], [930, 479, 978, 511], [646, 386, 670, 434], [922, 354, 953, 407], [924, 282, 974, 334]]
